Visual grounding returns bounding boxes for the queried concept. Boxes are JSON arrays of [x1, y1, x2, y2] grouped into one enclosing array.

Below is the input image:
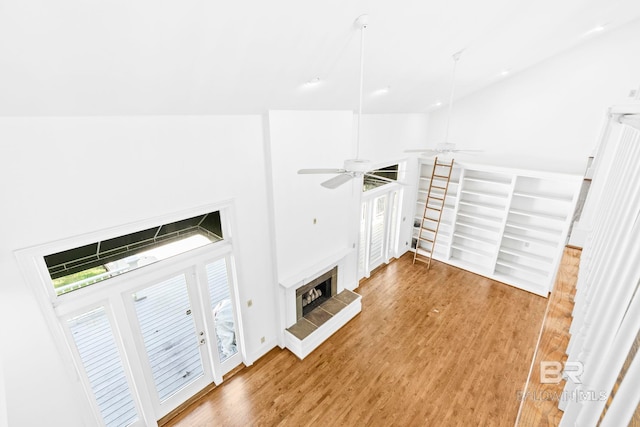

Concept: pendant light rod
[[355, 14, 368, 159], [443, 50, 463, 144]]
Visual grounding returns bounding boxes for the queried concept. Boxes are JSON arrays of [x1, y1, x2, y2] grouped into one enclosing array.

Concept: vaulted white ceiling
[[1, 0, 639, 116]]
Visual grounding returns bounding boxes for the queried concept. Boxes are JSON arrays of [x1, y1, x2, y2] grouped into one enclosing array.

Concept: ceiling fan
[[406, 51, 483, 157], [297, 15, 398, 189]]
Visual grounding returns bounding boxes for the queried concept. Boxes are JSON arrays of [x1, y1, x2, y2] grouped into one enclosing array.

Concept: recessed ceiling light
[[584, 24, 607, 37], [500, 69, 510, 77], [433, 101, 443, 107], [371, 86, 390, 96]]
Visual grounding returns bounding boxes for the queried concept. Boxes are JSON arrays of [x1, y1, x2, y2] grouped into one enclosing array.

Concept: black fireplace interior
[[296, 266, 338, 321], [301, 278, 331, 316]]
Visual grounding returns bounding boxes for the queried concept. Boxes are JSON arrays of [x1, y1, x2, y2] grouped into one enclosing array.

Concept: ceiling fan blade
[[405, 149, 442, 155], [417, 150, 442, 156], [321, 173, 354, 189], [298, 168, 345, 175]]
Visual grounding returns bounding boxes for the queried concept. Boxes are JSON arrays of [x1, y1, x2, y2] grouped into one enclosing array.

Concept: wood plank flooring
[[165, 253, 552, 427], [516, 248, 580, 426]]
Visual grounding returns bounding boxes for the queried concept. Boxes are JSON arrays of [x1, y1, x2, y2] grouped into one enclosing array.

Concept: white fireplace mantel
[[278, 247, 361, 359], [279, 247, 353, 290]]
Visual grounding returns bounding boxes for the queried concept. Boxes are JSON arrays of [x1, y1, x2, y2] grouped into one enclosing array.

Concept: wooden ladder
[[413, 157, 455, 269]]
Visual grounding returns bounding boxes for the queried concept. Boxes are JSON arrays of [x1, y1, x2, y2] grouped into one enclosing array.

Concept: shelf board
[[502, 231, 557, 247], [463, 176, 512, 186], [448, 251, 490, 270], [415, 247, 432, 258], [505, 222, 561, 236], [453, 232, 497, 247], [509, 208, 566, 222], [512, 191, 573, 202], [498, 247, 554, 264], [460, 189, 508, 199], [492, 272, 547, 296], [457, 209, 503, 224], [458, 200, 505, 212], [456, 219, 501, 234], [495, 259, 549, 277]]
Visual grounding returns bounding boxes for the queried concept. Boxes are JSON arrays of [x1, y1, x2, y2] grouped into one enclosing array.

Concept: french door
[[125, 269, 214, 418], [359, 185, 402, 279], [59, 246, 243, 426]]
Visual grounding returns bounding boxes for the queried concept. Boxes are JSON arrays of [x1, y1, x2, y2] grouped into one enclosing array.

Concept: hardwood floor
[[166, 253, 552, 427], [516, 248, 580, 426]]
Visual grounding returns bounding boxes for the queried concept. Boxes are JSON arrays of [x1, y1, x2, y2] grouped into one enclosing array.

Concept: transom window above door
[[363, 164, 399, 192], [45, 211, 223, 296]]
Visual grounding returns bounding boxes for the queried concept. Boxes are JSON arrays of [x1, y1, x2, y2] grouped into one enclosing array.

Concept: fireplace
[[281, 251, 361, 359], [295, 266, 338, 321]]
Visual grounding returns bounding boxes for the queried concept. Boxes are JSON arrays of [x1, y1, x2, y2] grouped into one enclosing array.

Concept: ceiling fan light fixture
[[344, 158, 372, 173], [436, 142, 456, 152]]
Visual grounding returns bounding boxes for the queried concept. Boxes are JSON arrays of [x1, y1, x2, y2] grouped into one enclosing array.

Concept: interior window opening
[[46, 211, 223, 296], [363, 164, 399, 192]]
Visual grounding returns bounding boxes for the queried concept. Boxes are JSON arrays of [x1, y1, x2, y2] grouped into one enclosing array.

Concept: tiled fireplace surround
[[280, 250, 362, 359]]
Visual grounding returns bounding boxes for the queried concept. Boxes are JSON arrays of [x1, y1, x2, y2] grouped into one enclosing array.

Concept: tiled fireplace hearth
[[280, 250, 362, 359]]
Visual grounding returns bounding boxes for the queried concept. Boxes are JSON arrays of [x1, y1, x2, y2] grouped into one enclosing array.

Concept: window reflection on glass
[[46, 211, 223, 296], [132, 274, 205, 402], [206, 259, 238, 362], [68, 308, 139, 427]]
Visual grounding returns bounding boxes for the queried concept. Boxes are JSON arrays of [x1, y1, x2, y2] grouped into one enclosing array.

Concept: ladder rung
[[414, 256, 431, 264], [433, 174, 450, 178], [432, 185, 447, 190], [415, 248, 432, 257], [425, 207, 441, 212], [435, 163, 453, 168], [422, 227, 437, 233], [428, 196, 444, 201]]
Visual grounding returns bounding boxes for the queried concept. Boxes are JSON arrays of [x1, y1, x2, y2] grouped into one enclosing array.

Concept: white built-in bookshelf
[[412, 160, 582, 296]]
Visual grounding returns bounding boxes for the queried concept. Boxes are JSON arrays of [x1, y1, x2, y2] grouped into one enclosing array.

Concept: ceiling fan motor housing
[[344, 158, 372, 173]]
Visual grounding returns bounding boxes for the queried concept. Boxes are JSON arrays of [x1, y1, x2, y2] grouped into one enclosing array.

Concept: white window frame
[[15, 200, 245, 427], [359, 182, 403, 279]]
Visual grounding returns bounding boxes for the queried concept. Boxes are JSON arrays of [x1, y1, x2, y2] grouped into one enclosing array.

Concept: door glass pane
[[388, 191, 399, 257], [370, 195, 387, 266], [132, 274, 204, 402], [358, 203, 367, 277], [68, 308, 138, 427], [206, 259, 238, 362]]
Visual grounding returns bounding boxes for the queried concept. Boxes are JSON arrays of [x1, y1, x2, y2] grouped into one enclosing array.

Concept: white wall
[[359, 114, 429, 257], [425, 20, 640, 175], [267, 111, 430, 289], [0, 350, 6, 427], [0, 115, 278, 426], [268, 111, 356, 284]]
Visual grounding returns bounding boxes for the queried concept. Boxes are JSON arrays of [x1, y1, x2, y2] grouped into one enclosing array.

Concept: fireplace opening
[[295, 266, 338, 321], [301, 279, 330, 316]]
